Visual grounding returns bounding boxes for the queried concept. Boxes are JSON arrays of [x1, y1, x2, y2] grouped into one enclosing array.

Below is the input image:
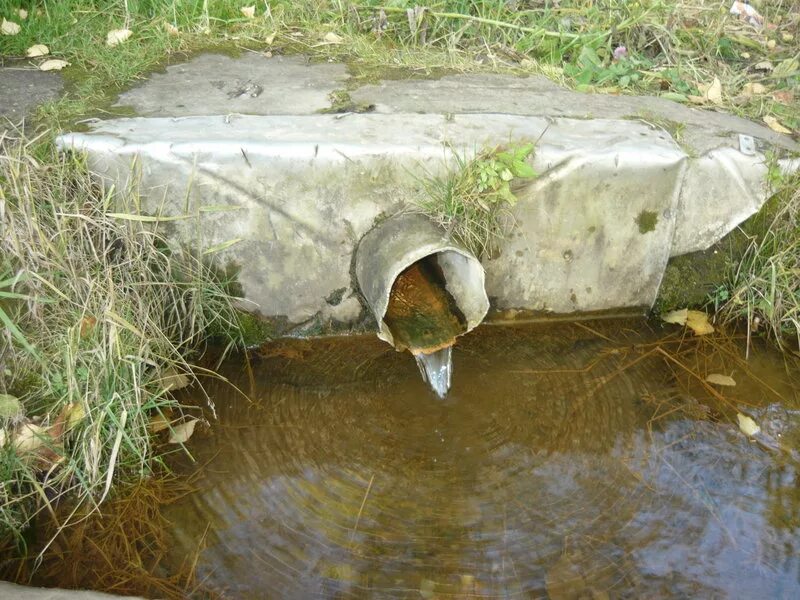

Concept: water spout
[[414, 346, 453, 398], [354, 214, 489, 395]]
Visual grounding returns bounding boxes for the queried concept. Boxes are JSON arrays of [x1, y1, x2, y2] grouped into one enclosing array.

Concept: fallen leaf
[[164, 22, 179, 36], [240, 6, 255, 18], [26, 44, 49, 57], [741, 52, 751, 59], [13, 423, 48, 453], [773, 90, 794, 104], [1, 18, 21, 35], [773, 57, 799, 79], [742, 82, 767, 97], [687, 94, 706, 105], [686, 310, 715, 335], [763, 115, 792, 134], [168, 419, 197, 444], [323, 31, 343, 44], [661, 308, 688, 325], [782, 33, 794, 42], [265, 32, 276, 44], [106, 28, 132, 47], [737, 413, 760, 436], [161, 366, 190, 391], [419, 579, 436, 600], [699, 77, 723, 105], [706, 373, 736, 386], [80, 315, 97, 337], [65, 402, 85, 430], [18, 9, 28, 19], [766, 39, 776, 50], [753, 61, 774, 72], [148, 413, 172, 433], [0, 394, 23, 420], [39, 59, 69, 71]]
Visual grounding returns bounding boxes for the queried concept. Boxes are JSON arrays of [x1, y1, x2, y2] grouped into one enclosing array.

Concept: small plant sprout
[[417, 143, 537, 259]]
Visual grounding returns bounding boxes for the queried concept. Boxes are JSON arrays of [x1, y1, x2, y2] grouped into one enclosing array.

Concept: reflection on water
[[166, 321, 800, 599]]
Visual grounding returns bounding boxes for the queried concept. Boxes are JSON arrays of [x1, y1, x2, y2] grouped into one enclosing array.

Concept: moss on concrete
[[636, 210, 658, 234]]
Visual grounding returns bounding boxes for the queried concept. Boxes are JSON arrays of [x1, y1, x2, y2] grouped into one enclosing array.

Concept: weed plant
[[0, 133, 240, 544], [416, 144, 536, 258], [719, 172, 800, 354]]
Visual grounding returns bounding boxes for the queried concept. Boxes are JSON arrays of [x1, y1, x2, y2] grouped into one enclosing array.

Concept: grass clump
[[0, 133, 240, 545], [417, 143, 536, 258], [718, 172, 800, 353]]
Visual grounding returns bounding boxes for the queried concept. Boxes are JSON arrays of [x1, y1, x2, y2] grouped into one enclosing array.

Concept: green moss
[[636, 210, 658, 234], [236, 310, 276, 346]]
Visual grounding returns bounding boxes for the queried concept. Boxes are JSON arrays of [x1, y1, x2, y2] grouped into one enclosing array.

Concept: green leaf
[[0, 305, 41, 363], [511, 160, 536, 178], [500, 168, 514, 182]]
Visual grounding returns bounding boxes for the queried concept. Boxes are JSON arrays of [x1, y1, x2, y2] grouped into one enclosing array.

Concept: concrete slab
[[0, 61, 63, 134], [349, 73, 799, 156], [115, 54, 348, 116], [57, 53, 795, 332]]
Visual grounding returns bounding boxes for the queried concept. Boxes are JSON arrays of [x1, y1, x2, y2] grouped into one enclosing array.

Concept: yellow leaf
[[65, 402, 85, 430], [18, 9, 28, 19], [240, 6, 255, 18], [265, 32, 276, 45], [13, 423, 48, 453], [161, 366, 190, 391], [168, 419, 198, 444], [706, 373, 736, 386], [26, 44, 49, 57], [742, 82, 766, 97], [164, 22, 179, 36], [323, 32, 344, 44], [699, 77, 723, 105], [106, 28, 132, 47], [737, 413, 760, 436], [149, 413, 172, 433], [686, 310, 714, 335], [1, 18, 21, 35], [763, 115, 792, 134], [661, 308, 688, 325], [39, 59, 69, 71]]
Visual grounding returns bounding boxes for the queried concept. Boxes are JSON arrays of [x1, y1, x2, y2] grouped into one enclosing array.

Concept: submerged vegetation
[[0, 134, 240, 545], [417, 143, 536, 257]]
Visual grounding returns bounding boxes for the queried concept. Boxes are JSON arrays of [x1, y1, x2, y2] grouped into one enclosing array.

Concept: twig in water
[[350, 474, 375, 544]]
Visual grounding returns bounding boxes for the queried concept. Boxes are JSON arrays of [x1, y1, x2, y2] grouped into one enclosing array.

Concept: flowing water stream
[[161, 320, 800, 599]]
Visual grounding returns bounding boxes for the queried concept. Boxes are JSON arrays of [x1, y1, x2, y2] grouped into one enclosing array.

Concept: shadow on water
[[158, 320, 800, 599]]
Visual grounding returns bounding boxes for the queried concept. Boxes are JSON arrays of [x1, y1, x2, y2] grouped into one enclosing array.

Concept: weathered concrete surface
[[349, 73, 799, 156], [59, 113, 693, 320], [115, 54, 348, 116], [0, 61, 62, 135], [0, 582, 142, 599], [57, 53, 798, 331]]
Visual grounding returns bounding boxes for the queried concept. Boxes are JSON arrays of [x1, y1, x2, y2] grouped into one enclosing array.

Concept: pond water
[[166, 321, 800, 599]]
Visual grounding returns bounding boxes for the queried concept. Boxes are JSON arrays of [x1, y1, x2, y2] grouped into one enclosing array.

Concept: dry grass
[[0, 131, 240, 544]]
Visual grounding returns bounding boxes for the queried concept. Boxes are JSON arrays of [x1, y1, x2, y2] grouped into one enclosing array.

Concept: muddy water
[[167, 321, 800, 599]]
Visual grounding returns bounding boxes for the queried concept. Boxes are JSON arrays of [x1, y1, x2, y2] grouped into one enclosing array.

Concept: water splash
[[414, 346, 453, 398]]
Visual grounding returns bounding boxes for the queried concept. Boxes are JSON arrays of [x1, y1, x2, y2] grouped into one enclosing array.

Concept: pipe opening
[[355, 214, 490, 397], [383, 253, 468, 355]]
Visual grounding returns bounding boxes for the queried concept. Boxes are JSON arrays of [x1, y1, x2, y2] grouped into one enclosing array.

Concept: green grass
[[0, 133, 241, 545], [718, 171, 800, 354], [416, 143, 536, 258]]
